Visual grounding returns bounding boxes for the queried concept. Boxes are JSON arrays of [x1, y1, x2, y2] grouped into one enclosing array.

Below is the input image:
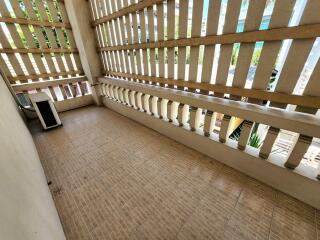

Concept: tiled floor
[[30, 106, 319, 240]]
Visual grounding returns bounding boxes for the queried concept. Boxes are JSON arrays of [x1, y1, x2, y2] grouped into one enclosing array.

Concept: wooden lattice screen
[[90, 0, 320, 111], [90, 0, 320, 175], [0, 0, 89, 102]]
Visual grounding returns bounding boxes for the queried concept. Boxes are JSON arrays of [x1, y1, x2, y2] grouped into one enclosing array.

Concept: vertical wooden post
[[178, 103, 188, 127], [64, 0, 102, 105], [157, 98, 163, 118], [204, 110, 215, 137], [238, 120, 254, 150], [189, 106, 201, 131], [141, 93, 147, 112], [168, 101, 178, 123], [109, 85, 115, 100], [105, 84, 111, 98], [48, 86, 57, 101], [148, 96, 154, 115], [259, 127, 279, 159], [131, 91, 138, 109], [59, 85, 67, 100], [69, 83, 77, 98], [284, 135, 313, 169], [124, 89, 131, 106], [219, 115, 231, 143], [100, 83, 106, 97]]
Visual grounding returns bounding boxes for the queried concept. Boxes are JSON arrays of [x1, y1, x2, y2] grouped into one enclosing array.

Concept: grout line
[[315, 210, 319, 240], [267, 205, 276, 240]]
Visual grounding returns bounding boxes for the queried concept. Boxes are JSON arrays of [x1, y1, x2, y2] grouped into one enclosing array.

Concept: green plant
[[229, 131, 240, 141], [249, 132, 262, 148], [252, 48, 262, 66]]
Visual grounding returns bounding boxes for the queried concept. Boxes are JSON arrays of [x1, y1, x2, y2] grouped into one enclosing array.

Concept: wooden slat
[[200, 0, 221, 92], [104, 71, 320, 109], [132, 7, 142, 77], [92, 0, 165, 26], [147, 6, 157, 78], [188, 0, 204, 87], [249, 0, 296, 102], [109, 1, 122, 73], [46, 0, 76, 74], [270, 0, 320, 108], [117, 2, 128, 73], [166, 0, 175, 87], [0, 0, 84, 88], [139, 9, 149, 76], [7, 1, 46, 74], [111, 1, 125, 74], [12, 76, 87, 91], [0, 17, 72, 28], [98, 23, 320, 52], [124, 7, 135, 75], [231, 0, 267, 100], [0, 20, 25, 78], [34, 0, 64, 73], [0, 48, 78, 54], [157, 2, 165, 84], [94, 0, 109, 70], [296, 59, 320, 114], [8, 1, 48, 75], [177, 0, 189, 89], [8, 70, 84, 82], [208, 0, 241, 95], [0, 3, 37, 79], [119, 14, 130, 75], [23, 1, 57, 74], [0, 55, 13, 77], [31, 26, 57, 74]]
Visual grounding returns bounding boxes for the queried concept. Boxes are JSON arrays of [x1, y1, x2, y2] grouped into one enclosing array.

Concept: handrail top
[[99, 77, 320, 138]]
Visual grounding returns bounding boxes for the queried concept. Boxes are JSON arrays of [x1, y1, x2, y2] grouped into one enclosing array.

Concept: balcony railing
[[100, 77, 320, 180], [11, 76, 93, 112]]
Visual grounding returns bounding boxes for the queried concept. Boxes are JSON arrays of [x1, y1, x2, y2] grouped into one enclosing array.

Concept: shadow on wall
[[0, 76, 65, 240]]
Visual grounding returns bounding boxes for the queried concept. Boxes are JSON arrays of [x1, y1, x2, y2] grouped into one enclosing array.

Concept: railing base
[[24, 95, 94, 120], [103, 96, 320, 209], [54, 95, 94, 112]]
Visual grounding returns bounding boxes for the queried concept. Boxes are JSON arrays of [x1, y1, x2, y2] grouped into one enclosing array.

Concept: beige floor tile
[[30, 106, 318, 240]]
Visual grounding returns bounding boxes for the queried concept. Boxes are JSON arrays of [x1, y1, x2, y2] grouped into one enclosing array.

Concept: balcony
[[1, 0, 320, 240], [29, 106, 319, 240]]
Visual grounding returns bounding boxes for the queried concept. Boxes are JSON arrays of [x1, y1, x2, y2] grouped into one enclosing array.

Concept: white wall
[[0, 77, 65, 240]]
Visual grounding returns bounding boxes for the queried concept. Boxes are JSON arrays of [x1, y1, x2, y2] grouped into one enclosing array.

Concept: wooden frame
[[8, 70, 83, 82], [98, 23, 320, 52], [0, 17, 71, 28], [12, 76, 87, 91], [0, 0, 84, 86], [91, 0, 165, 26], [0, 48, 78, 54]]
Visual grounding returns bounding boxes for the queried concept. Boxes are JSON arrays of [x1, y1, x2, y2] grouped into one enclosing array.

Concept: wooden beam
[[104, 71, 320, 109], [0, 48, 78, 54], [0, 17, 71, 29], [98, 23, 320, 51], [8, 70, 84, 82], [91, 0, 165, 26], [12, 76, 87, 92]]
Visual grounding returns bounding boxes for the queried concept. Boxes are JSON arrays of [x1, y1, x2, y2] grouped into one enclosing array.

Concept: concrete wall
[[0, 77, 65, 239]]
